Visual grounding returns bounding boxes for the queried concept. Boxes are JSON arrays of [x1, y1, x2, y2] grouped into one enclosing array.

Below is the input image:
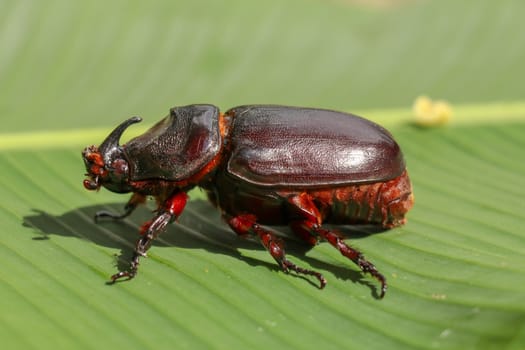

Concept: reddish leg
[[227, 214, 327, 289], [109, 191, 188, 283], [287, 193, 387, 298]]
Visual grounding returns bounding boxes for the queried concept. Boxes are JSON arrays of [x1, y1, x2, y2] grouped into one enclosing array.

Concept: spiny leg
[[109, 191, 188, 283], [297, 221, 387, 298], [287, 193, 387, 298], [95, 193, 146, 222], [227, 214, 327, 289]]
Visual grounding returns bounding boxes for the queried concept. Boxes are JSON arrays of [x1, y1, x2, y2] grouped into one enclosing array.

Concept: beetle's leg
[[109, 191, 188, 283], [227, 214, 327, 289], [287, 193, 387, 298], [95, 193, 146, 222]]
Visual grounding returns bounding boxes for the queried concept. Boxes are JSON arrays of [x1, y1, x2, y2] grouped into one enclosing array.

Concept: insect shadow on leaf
[[23, 199, 388, 298]]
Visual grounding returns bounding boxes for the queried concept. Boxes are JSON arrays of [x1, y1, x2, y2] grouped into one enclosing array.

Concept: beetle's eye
[[99, 158, 131, 194], [112, 159, 128, 176], [107, 158, 130, 186]]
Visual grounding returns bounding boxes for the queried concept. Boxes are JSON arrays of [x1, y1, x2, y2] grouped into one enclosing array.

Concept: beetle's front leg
[[95, 193, 146, 222], [109, 191, 188, 283], [227, 214, 327, 289]]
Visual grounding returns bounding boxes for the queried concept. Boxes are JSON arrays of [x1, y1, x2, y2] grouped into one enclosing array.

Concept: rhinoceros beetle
[[82, 104, 414, 298]]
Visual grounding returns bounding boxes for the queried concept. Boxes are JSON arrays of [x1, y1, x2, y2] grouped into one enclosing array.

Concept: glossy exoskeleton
[[82, 104, 414, 298]]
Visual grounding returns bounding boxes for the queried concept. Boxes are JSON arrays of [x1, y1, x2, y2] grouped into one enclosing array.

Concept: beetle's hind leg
[[227, 214, 327, 289], [286, 193, 387, 298], [94, 193, 146, 222]]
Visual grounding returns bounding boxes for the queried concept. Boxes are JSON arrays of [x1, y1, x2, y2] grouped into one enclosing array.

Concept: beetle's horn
[[99, 116, 142, 155]]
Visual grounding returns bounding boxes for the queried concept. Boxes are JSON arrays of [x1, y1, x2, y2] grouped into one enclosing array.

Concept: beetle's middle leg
[[286, 193, 387, 298], [109, 191, 188, 283], [226, 214, 327, 289]]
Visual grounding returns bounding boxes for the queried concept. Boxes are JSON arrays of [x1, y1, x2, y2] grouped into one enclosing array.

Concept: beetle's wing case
[[225, 105, 405, 188], [124, 104, 221, 181]]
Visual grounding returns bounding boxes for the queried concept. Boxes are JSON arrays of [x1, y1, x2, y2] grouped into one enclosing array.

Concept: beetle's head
[[82, 116, 142, 193]]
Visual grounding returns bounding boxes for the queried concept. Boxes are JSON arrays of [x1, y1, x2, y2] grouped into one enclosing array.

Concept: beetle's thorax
[[124, 110, 233, 196]]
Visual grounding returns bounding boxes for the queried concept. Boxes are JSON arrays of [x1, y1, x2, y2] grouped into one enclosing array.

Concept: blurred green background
[[1, 0, 524, 349], [2, 0, 524, 132]]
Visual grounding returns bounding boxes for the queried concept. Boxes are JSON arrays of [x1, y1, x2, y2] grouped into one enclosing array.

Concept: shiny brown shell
[[225, 105, 405, 188]]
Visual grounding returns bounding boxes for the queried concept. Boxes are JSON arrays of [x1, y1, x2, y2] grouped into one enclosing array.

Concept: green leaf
[[1, 1, 525, 349]]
